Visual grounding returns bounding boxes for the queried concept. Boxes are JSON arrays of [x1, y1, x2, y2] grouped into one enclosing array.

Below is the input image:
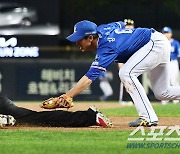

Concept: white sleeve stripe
[[90, 66, 106, 71], [116, 22, 122, 28]]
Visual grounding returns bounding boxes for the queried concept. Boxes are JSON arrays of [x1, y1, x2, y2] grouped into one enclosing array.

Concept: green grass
[[0, 130, 179, 154], [100, 103, 180, 117]]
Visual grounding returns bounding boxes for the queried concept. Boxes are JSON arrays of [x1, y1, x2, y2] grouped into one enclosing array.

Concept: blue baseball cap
[[161, 26, 172, 33], [66, 20, 97, 42]]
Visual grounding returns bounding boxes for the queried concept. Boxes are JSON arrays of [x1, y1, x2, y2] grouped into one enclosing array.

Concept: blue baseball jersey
[[170, 39, 180, 61], [85, 21, 154, 81]]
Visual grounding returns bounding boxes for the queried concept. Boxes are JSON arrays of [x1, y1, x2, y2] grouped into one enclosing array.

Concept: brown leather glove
[[40, 94, 73, 109]]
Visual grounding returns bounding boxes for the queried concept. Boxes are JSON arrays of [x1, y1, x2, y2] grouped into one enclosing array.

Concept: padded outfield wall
[[0, 59, 155, 101]]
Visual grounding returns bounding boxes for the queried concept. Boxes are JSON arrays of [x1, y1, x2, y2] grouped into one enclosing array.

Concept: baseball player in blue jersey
[[60, 20, 180, 127], [161, 27, 180, 105]]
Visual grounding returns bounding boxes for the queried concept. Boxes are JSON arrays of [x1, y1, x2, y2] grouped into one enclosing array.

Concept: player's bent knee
[[119, 68, 129, 81]]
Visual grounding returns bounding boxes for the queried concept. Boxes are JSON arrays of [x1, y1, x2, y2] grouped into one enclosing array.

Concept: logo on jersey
[[92, 61, 99, 66], [104, 27, 111, 30], [92, 54, 99, 66], [107, 37, 115, 42], [94, 54, 99, 61]]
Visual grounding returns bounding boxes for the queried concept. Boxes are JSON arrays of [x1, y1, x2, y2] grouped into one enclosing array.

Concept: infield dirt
[[5, 102, 180, 131]]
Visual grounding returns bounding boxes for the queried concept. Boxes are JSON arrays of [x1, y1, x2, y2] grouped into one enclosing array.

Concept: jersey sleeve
[[85, 47, 118, 81]]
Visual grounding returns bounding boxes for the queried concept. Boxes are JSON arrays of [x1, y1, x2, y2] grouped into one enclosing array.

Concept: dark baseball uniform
[[0, 97, 96, 127]]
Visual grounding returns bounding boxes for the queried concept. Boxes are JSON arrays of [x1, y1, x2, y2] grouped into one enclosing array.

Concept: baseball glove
[[40, 94, 73, 109]]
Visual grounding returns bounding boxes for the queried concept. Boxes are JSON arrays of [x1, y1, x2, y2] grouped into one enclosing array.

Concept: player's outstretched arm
[[40, 76, 92, 109], [66, 75, 92, 98]]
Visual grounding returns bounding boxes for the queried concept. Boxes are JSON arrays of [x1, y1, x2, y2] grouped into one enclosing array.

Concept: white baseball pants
[[119, 31, 180, 122]]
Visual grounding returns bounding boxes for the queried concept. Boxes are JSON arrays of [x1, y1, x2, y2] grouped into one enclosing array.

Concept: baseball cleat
[[129, 118, 158, 127], [89, 106, 112, 128], [0, 114, 16, 127]]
